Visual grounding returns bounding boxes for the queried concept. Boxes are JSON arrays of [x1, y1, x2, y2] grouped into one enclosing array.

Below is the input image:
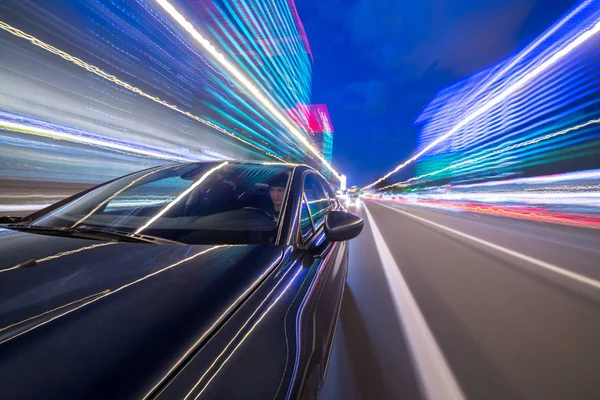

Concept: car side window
[[303, 174, 331, 232]]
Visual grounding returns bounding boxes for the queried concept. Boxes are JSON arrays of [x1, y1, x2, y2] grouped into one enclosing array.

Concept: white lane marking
[[363, 204, 465, 400], [377, 202, 600, 291], [388, 201, 600, 255]]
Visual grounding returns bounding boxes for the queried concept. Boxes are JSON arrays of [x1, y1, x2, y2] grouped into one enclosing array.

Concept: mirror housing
[[324, 211, 364, 242], [0, 216, 22, 224]]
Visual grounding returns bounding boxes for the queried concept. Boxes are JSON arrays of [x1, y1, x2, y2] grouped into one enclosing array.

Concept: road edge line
[[363, 203, 466, 400], [378, 202, 600, 290]]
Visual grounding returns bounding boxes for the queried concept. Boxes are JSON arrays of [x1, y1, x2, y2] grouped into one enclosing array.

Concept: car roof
[[141, 161, 329, 185], [168, 160, 299, 168], [157, 161, 318, 175]]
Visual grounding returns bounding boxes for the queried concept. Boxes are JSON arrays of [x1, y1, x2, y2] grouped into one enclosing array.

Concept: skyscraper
[[306, 104, 334, 160]]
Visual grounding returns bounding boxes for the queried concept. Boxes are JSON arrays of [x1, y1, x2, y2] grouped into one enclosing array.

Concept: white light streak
[[135, 161, 228, 233], [1, 120, 193, 162], [401, 191, 600, 207], [72, 166, 173, 228], [364, 18, 600, 190], [0, 202, 55, 212], [381, 118, 600, 189], [0, 21, 285, 162], [154, 0, 341, 181]]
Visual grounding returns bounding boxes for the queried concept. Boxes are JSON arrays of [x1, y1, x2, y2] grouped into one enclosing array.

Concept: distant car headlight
[[346, 198, 359, 207]]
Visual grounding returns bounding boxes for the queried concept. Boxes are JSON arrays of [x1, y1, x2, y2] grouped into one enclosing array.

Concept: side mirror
[[0, 216, 22, 224], [324, 211, 364, 242]]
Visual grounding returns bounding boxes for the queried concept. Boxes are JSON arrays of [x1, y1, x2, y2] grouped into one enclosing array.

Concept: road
[[322, 199, 600, 400]]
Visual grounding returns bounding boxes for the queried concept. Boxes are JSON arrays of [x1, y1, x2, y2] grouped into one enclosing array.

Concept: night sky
[[297, 0, 579, 186]]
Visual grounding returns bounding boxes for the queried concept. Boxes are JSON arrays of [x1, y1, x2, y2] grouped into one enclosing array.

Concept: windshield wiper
[[7, 224, 80, 237], [74, 225, 183, 245], [6, 224, 182, 245]]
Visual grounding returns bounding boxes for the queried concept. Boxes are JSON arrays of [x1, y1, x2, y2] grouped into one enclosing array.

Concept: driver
[[268, 174, 288, 219]]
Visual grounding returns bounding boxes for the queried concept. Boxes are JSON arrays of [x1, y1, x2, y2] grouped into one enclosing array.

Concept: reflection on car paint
[[2, 242, 117, 274], [142, 251, 287, 399], [0, 246, 221, 345], [0, 289, 110, 343], [185, 263, 306, 400], [286, 241, 346, 399]]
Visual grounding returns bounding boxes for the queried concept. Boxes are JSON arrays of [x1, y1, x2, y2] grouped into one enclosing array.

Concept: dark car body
[[0, 162, 362, 400]]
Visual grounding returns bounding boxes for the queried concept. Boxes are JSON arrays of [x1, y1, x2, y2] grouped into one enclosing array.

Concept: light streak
[[135, 161, 228, 233], [37, 242, 117, 263], [372, 194, 600, 228], [216, 0, 309, 116], [0, 203, 55, 213], [272, 251, 315, 399], [448, 169, 600, 188], [436, 0, 596, 133], [403, 191, 600, 207], [1, 0, 341, 206], [381, 119, 600, 189], [402, 200, 600, 229], [0, 20, 286, 161], [72, 166, 173, 228], [307, 197, 330, 205], [373, 168, 600, 229], [101, 198, 173, 209], [261, 161, 299, 166], [1, 119, 194, 163], [363, 14, 600, 190], [154, 0, 341, 181]]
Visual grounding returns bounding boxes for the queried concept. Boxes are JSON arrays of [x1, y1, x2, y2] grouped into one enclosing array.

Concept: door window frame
[[297, 171, 333, 246]]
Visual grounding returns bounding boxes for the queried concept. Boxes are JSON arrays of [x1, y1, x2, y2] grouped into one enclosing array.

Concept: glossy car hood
[[0, 229, 284, 399]]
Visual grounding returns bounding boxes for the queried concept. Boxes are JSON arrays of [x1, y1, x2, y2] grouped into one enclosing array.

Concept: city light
[[0, 0, 343, 212], [380, 118, 600, 190], [0, 21, 285, 161], [340, 174, 347, 191], [372, 168, 600, 229], [363, 5, 600, 190], [155, 0, 341, 181]]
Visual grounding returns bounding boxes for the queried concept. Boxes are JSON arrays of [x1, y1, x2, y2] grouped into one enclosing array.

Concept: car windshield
[[24, 162, 292, 245]]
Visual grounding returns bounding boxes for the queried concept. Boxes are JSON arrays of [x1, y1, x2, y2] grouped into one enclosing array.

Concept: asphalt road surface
[[322, 199, 600, 400]]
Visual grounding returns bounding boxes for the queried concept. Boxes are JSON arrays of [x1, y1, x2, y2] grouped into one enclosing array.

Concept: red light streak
[[379, 198, 600, 229]]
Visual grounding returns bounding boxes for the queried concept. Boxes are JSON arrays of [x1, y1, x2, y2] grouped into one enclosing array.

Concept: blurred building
[[185, 0, 313, 112], [306, 104, 334, 164], [0, 0, 335, 211], [412, 0, 600, 186], [286, 102, 335, 171]]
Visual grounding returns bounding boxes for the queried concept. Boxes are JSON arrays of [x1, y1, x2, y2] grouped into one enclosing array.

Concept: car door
[[151, 170, 349, 400], [288, 172, 350, 399]]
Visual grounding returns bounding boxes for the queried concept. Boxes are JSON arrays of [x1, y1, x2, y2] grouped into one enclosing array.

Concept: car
[[0, 161, 364, 400], [345, 191, 360, 208]]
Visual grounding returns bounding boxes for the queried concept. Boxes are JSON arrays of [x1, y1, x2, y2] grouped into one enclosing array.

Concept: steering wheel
[[243, 207, 276, 220]]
